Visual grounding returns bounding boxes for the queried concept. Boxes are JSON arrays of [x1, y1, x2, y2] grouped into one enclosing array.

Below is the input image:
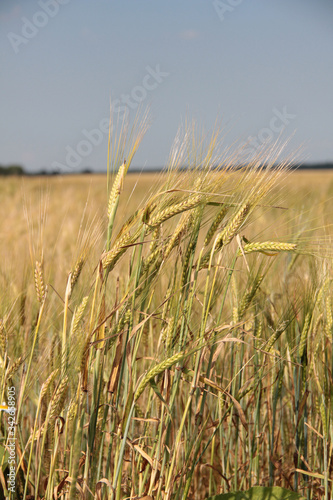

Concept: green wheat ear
[[238, 240, 297, 256], [135, 351, 185, 401]]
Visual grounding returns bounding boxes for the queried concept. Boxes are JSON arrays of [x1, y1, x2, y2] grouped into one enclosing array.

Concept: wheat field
[[0, 123, 332, 500]]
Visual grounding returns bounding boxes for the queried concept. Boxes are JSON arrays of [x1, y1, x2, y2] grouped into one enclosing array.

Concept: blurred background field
[[1, 169, 332, 291]]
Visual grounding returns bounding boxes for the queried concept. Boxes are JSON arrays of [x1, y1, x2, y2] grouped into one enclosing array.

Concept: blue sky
[[1, 0, 332, 172]]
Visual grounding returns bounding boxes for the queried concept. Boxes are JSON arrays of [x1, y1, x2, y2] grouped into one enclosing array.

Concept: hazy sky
[[1, 0, 332, 172]]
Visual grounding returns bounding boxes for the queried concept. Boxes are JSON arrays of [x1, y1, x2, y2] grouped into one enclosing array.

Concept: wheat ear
[[0, 319, 6, 355], [238, 241, 297, 255], [71, 296, 89, 336], [40, 369, 60, 401], [215, 202, 250, 248], [299, 312, 311, 358], [237, 275, 264, 321], [135, 351, 185, 401], [149, 194, 202, 228], [5, 356, 24, 381], [70, 256, 85, 295], [49, 376, 69, 419], [107, 161, 126, 217], [204, 204, 229, 247], [102, 228, 141, 271], [164, 212, 192, 260], [34, 260, 46, 303]]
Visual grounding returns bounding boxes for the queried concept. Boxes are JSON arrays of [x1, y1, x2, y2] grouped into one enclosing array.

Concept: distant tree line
[[0, 163, 333, 176], [0, 164, 25, 176], [0, 164, 92, 176]]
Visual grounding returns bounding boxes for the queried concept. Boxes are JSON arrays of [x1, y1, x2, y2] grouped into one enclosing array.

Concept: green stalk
[[16, 297, 46, 423], [45, 419, 61, 500], [22, 396, 43, 499], [106, 196, 120, 252], [111, 401, 136, 498], [147, 387, 167, 497], [68, 410, 84, 499], [165, 395, 193, 494]]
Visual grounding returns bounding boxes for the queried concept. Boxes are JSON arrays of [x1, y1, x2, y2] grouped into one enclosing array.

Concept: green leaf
[[206, 486, 304, 500]]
